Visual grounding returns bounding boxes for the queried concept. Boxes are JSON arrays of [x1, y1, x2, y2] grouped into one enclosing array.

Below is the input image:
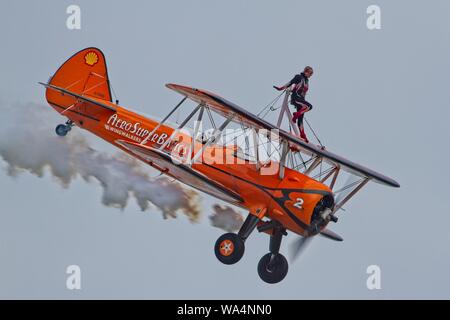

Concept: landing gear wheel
[[257, 253, 289, 284], [214, 233, 245, 265], [55, 121, 73, 137], [55, 124, 69, 137]]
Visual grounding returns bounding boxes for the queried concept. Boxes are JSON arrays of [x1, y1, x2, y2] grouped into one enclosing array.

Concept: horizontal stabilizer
[[39, 82, 116, 112]]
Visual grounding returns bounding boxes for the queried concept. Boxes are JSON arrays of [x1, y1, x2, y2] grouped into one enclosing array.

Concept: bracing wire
[[304, 118, 324, 147], [257, 90, 286, 118]]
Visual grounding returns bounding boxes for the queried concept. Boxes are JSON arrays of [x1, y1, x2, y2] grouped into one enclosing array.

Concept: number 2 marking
[[293, 198, 304, 209]]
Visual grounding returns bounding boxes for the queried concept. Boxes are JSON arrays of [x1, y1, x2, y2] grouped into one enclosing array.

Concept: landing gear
[[214, 214, 260, 265], [257, 253, 288, 284], [55, 120, 74, 137], [257, 223, 288, 284], [214, 233, 245, 265], [214, 215, 289, 284]]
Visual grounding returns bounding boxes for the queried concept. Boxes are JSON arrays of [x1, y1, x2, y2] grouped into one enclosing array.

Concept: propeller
[[320, 229, 344, 242], [289, 236, 313, 262], [289, 229, 343, 262], [289, 175, 361, 263]]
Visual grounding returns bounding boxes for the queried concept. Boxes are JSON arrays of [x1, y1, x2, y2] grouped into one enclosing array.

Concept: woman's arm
[[273, 74, 300, 91]]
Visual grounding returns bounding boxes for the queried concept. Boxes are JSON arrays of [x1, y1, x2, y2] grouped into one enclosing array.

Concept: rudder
[[46, 47, 112, 108]]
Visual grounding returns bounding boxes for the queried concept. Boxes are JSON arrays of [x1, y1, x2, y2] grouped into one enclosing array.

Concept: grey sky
[[0, 0, 449, 298]]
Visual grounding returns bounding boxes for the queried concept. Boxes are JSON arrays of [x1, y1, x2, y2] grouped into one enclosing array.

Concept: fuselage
[[48, 97, 332, 236]]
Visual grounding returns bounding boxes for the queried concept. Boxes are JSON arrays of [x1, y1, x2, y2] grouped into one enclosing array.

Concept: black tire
[[55, 124, 68, 137], [257, 253, 289, 284], [214, 233, 245, 265]]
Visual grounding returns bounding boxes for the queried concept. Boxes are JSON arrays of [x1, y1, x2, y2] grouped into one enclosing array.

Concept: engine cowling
[[310, 194, 335, 234]]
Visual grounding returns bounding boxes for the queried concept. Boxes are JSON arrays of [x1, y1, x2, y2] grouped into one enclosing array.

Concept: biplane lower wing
[[116, 140, 244, 206], [166, 83, 400, 188]]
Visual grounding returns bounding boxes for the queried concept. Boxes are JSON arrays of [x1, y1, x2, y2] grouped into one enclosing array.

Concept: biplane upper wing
[[116, 140, 244, 206], [166, 83, 276, 131], [166, 83, 400, 188]]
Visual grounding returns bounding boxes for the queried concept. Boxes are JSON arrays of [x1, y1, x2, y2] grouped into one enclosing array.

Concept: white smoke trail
[[0, 102, 201, 222], [0, 101, 246, 230], [209, 204, 244, 232]]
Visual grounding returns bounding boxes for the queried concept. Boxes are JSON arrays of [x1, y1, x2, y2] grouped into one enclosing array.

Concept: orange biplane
[[40, 48, 399, 284]]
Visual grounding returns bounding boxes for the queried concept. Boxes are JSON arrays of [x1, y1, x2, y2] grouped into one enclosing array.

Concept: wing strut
[[187, 105, 205, 163], [191, 115, 235, 164], [304, 156, 322, 176], [276, 89, 300, 137], [332, 177, 370, 214], [252, 129, 260, 170], [320, 165, 340, 190], [279, 140, 289, 179], [141, 97, 187, 145], [158, 103, 202, 150]]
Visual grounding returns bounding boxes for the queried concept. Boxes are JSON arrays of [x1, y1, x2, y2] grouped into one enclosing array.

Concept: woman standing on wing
[[274, 66, 314, 143]]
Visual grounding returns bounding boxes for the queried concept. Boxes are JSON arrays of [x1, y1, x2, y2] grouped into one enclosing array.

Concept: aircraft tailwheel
[[214, 233, 245, 265], [55, 124, 70, 137], [257, 253, 289, 284]]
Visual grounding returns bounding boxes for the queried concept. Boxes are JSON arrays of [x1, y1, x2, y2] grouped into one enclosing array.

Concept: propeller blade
[[320, 229, 344, 242], [289, 236, 313, 262]]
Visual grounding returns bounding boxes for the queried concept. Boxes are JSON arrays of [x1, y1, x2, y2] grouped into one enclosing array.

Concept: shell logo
[[84, 51, 99, 66]]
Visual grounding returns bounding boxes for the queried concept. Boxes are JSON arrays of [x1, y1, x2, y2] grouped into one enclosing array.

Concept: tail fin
[[45, 47, 113, 107]]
